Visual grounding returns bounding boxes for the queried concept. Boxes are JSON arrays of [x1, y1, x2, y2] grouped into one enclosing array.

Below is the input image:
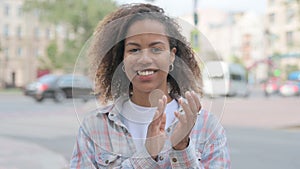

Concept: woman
[[70, 3, 230, 169]]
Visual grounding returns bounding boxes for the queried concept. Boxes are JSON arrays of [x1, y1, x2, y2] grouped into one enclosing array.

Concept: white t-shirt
[[120, 99, 179, 149]]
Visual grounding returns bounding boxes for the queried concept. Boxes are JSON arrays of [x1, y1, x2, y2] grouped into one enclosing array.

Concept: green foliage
[[47, 41, 58, 66], [285, 64, 299, 76], [23, 0, 117, 72], [190, 29, 200, 53], [229, 55, 244, 66], [38, 41, 61, 70]]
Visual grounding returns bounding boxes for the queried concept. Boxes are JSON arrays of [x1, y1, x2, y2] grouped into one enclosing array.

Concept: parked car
[[263, 77, 281, 97], [279, 81, 299, 97], [24, 74, 94, 102]]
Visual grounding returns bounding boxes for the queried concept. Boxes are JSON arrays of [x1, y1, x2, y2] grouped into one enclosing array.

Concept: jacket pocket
[[95, 148, 120, 168]]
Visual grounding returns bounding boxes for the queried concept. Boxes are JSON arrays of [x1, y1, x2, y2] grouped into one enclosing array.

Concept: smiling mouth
[[136, 69, 158, 76]]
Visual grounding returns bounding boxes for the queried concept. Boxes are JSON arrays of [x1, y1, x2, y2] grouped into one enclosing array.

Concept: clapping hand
[[171, 91, 201, 150], [145, 95, 167, 159], [145, 91, 201, 160]]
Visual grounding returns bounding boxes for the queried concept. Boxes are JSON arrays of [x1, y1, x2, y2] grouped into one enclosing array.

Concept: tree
[[37, 41, 61, 70], [23, 0, 117, 72], [229, 55, 245, 66]]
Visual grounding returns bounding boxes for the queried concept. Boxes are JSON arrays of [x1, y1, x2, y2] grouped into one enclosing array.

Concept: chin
[[133, 84, 161, 93]]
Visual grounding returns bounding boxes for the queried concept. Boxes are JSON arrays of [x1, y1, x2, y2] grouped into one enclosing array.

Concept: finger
[[158, 96, 167, 129], [158, 97, 167, 115], [151, 109, 162, 126], [185, 91, 197, 113], [173, 111, 188, 145], [153, 97, 167, 123], [157, 99, 164, 116], [174, 111, 186, 124], [179, 97, 193, 119], [160, 113, 166, 131], [191, 91, 201, 112], [152, 100, 164, 125], [162, 95, 167, 112]]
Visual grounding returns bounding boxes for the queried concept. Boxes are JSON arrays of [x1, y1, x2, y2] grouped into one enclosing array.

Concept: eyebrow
[[125, 41, 166, 47]]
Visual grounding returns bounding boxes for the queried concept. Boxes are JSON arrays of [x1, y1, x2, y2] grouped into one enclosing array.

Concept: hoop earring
[[169, 63, 174, 72], [122, 65, 125, 72]]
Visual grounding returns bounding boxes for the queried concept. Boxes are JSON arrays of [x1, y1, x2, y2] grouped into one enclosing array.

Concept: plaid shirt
[[70, 96, 230, 169]]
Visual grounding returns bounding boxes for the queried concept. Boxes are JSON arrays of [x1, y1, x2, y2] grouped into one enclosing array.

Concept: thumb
[[160, 113, 166, 130]]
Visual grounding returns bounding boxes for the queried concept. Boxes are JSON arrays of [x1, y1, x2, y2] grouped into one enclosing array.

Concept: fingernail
[[178, 98, 182, 104]]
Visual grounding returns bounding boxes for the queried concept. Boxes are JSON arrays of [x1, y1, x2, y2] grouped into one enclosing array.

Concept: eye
[[151, 47, 163, 54], [128, 48, 140, 54]]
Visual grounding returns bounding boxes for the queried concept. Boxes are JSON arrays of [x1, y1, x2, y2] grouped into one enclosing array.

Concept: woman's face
[[123, 19, 176, 94]]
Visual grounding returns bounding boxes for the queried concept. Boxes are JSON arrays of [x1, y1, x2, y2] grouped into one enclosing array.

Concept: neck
[[131, 89, 172, 107]]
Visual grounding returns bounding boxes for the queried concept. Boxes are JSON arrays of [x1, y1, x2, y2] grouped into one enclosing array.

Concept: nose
[[136, 49, 152, 65]]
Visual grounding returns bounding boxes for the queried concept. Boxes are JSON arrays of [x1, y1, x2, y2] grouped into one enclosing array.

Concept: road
[[0, 90, 299, 169]]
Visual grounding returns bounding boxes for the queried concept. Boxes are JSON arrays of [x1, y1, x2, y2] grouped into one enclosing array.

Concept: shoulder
[[85, 104, 113, 117], [80, 104, 114, 127], [81, 96, 129, 125]]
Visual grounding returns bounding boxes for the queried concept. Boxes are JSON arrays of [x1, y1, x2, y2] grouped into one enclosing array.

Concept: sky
[[116, 0, 267, 17]]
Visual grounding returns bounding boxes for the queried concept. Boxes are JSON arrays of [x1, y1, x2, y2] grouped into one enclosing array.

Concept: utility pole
[[194, 0, 198, 26], [191, 0, 200, 53]]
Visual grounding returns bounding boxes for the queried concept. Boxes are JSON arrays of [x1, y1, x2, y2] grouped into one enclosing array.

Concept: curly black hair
[[89, 3, 202, 104]]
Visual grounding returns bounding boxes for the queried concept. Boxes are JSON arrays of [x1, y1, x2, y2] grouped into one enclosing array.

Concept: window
[[35, 48, 42, 57], [46, 28, 51, 39], [17, 47, 23, 57], [4, 24, 9, 38], [17, 26, 22, 39], [33, 9, 40, 17], [35, 48, 39, 57], [269, 13, 275, 24], [230, 74, 242, 81], [286, 31, 293, 46], [286, 9, 295, 23], [17, 6, 23, 16], [4, 48, 9, 59], [4, 4, 10, 16], [34, 27, 40, 39]]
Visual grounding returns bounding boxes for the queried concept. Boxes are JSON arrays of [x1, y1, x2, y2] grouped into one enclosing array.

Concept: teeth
[[137, 70, 155, 76]]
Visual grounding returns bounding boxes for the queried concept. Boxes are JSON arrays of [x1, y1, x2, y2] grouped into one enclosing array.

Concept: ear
[[170, 47, 176, 63]]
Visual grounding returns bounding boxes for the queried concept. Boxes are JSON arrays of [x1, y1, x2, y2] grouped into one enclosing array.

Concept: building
[[180, 8, 266, 82], [0, 0, 63, 88], [265, 0, 300, 77]]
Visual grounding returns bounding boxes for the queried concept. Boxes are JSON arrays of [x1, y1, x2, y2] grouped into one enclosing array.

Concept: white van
[[202, 61, 249, 97]]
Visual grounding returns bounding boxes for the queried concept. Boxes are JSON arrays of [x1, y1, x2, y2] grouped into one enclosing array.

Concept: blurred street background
[[0, 0, 300, 169]]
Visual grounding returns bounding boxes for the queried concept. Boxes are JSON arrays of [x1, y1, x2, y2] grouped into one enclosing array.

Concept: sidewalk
[[0, 137, 68, 169], [0, 88, 22, 95]]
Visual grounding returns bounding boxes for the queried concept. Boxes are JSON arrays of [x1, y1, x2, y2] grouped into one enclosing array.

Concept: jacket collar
[[96, 96, 130, 128]]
